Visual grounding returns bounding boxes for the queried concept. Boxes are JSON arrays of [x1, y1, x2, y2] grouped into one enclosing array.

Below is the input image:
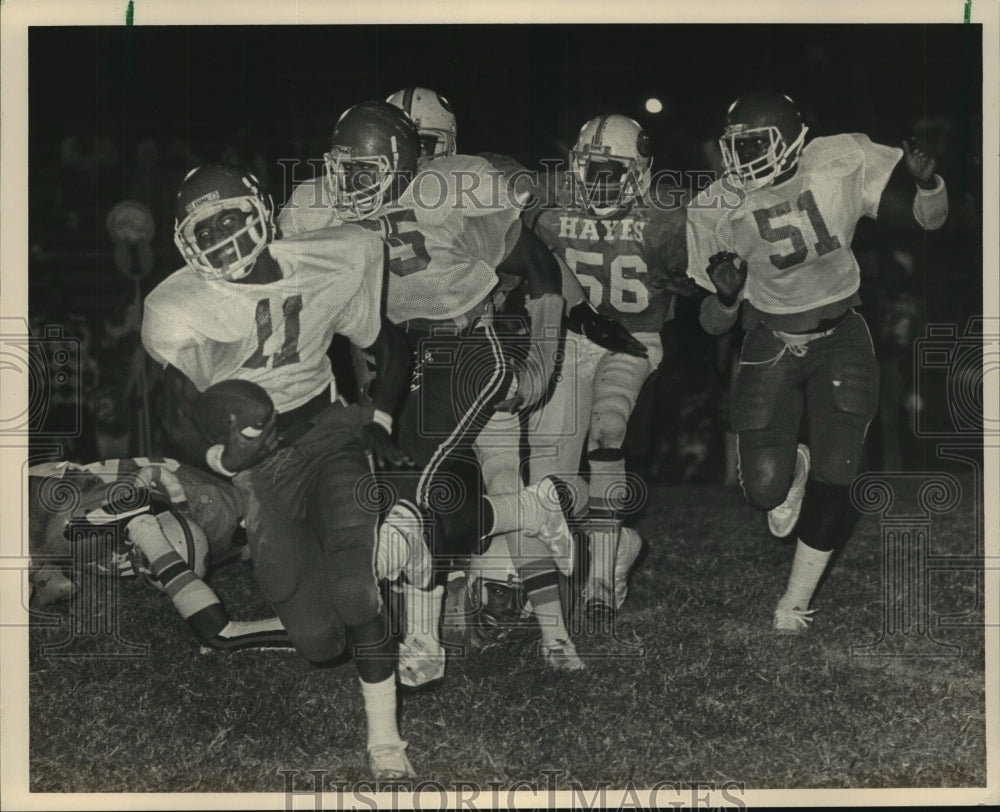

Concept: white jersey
[[279, 155, 522, 323], [142, 227, 384, 412], [686, 133, 901, 314]]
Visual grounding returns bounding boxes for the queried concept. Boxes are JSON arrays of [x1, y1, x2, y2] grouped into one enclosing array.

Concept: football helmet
[[173, 164, 274, 281], [386, 87, 457, 158], [719, 91, 808, 190], [324, 100, 420, 221], [127, 509, 210, 593], [570, 114, 653, 216]]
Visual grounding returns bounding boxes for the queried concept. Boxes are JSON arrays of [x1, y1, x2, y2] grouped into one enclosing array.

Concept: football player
[[687, 91, 948, 632], [494, 114, 699, 622], [278, 100, 607, 673], [28, 457, 290, 650], [386, 86, 457, 159], [142, 164, 427, 779]]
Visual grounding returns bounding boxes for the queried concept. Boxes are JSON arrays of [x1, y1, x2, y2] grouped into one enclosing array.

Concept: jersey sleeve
[[141, 276, 246, 391], [684, 184, 734, 292], [850, 133, 904, 219]]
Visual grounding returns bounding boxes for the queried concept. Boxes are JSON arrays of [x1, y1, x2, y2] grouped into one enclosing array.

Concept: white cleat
[[613, 527, 642, 610], [523, 477, 574, 576], [379, 507, 432, 588], [368, 741, 416, 780], [773, 603, 818, 633], [540, 638, 585, 671], [768, 444, 811, 538]]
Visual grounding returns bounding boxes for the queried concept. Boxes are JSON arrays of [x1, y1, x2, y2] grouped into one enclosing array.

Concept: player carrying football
[[686, 91, 948, 632], [141, 163, 431, 779]]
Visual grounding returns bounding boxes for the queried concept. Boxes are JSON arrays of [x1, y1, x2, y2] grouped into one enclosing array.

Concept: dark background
[[26, 24, 984, 472]]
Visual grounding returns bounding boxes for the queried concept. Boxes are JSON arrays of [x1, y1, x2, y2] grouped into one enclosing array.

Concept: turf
[[28, 476, 987, 793]]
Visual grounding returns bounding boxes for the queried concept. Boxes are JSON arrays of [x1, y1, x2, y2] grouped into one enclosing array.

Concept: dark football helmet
[[324, 100, 420, 221], [173, 164, 274, 281], [386, 87, 457, 158], [570, 114, 653, 216], [719, 91, 808, 190]]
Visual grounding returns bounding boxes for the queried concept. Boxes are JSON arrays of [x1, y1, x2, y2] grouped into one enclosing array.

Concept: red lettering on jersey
[[579, 220, 600, 241], [558, 216, 578, 239]]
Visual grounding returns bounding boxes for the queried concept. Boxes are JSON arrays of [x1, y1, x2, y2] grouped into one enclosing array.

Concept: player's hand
[[903, 138, 938, 189], [220, 411, 278, 473], [362, 422, 415, 470], [567, 302, 648, 358], [706, 251, 747, 308]]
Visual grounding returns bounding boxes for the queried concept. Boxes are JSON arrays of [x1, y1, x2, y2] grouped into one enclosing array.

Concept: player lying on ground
[[686, 91, 948, 632], [28, 457, 429, 653], [141, 163, 436, 779]]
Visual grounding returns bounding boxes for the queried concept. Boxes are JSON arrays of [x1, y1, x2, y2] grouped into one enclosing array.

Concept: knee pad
[[738, 446, 795, 511], [796, 481, 852, 552]]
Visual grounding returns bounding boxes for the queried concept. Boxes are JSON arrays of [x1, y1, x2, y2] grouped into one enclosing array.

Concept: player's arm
[[126, 514, 290, 651], [493, 226, 564, 412], [162, 365, 277, 477], [359, 316, 414, 469], [876, 139, 948, 230]]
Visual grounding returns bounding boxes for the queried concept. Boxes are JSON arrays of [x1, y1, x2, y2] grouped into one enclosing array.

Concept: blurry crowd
[[27, 114, 981, 479]]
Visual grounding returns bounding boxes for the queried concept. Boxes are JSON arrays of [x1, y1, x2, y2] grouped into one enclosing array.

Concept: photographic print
[[2, 1, 996, 809]]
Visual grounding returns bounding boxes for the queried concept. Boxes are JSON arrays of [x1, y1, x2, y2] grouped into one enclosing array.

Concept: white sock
[[779, 539, 833, 610], [359, 674, 402, 749], [484, 489, 542, 537]]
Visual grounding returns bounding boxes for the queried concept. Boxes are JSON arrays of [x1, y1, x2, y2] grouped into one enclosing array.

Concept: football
[[195, 379, 275, 444]]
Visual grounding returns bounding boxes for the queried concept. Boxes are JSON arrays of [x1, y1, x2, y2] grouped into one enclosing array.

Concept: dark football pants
[[235, 402, 384, 664], [387, 319, 516, 560], [731, 311, 880, 511]]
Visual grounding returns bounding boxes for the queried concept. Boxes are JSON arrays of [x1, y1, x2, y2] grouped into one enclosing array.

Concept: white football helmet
[[570, 114, 653, 216], [127, 510, 209, 593], [386, 87, 457, 158], [718, 91, 808, 190]]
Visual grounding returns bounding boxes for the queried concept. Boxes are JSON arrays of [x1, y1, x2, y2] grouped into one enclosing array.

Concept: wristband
[[205, 444, 238, 478], [371, 409, 394, 435]]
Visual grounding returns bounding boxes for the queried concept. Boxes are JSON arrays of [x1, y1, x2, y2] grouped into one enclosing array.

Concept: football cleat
[[773, 602, 818, 633], [522, 477, 575, 576], [368, 741, 416, 780], [539, 638, 585, 672], [768, 444, 811, 538], [378, 506, 432, 588]]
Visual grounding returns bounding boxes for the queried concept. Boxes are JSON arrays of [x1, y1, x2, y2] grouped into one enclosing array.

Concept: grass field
[[27, 473, 987, 795]]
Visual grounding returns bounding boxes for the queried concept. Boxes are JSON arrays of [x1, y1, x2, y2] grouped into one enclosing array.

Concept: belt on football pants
[[771, 309, 852, 357], [276, 386, 334, 445]]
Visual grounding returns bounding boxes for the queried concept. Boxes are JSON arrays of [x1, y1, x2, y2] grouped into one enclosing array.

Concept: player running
[[278, 100, 632, 673], [687, 91, 948, 632], [492, 114, 699, 622]]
